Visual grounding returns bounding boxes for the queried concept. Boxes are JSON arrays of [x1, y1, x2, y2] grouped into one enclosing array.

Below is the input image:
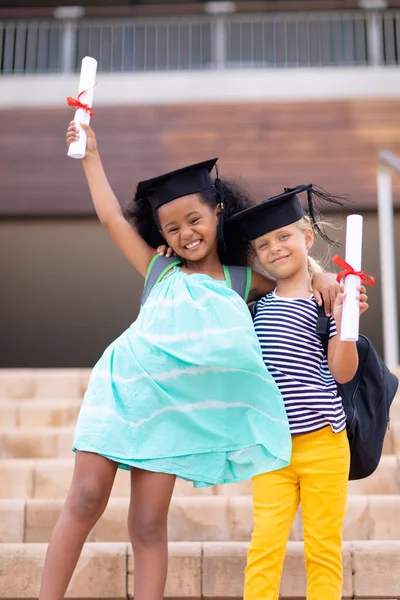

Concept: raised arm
[[67, 122, 155, 277]]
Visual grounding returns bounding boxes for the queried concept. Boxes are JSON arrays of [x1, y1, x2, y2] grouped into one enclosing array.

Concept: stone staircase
[[0, 369, 400, 600]]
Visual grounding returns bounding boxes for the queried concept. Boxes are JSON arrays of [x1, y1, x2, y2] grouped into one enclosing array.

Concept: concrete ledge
[[0, 460, 35, 499], [2, 495, 400, 544], [0, 542, 127, 599], [0, 367, 397, 402], [0, 428, 74, 459], [0, 500, 25, 544], [128, 542, 202, 599], [347, 455, 400, 496], [390, 420, 400, 455], [0, 400, 81, 428], [201, 541, 353, 598], [0, 459, 214, 499], [1, 541, 400, 598], [1, 456, 400, 499], [352, 541, 400, 598], [0, 370, 91, 400], [3, 68, 400, 110], [1, 424, 400, 460]]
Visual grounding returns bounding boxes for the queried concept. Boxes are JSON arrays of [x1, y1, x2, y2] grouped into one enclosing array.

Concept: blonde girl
[[230, 184, 369, 600]]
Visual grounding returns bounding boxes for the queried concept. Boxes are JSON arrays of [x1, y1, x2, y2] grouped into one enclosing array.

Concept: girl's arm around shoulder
[[69, 122, 155, 277], [327, 286, 369, 384], [247, 270, 275, 303], [312, 272, 341, 317]]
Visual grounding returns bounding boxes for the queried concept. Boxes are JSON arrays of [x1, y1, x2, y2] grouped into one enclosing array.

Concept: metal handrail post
[[377, 150, 399, 367], [54, 6, 85, 74], [206, 1, 235, 69]]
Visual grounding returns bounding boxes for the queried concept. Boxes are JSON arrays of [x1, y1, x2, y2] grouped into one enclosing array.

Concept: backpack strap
[[141, 258, 252, 307], [224, 265, 252, 302], [316, 303, 330, 354], [141, 255, 182, 307]]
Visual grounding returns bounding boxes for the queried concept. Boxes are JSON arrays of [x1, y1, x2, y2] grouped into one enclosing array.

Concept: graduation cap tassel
[[306, 185, 348, 247], [305, 187, 333, 245], [214, 165, 227, 254]]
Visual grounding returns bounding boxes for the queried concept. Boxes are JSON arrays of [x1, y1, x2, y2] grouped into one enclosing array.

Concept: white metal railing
[[1, 9, 400, 75], [377, 149, 400, 368]]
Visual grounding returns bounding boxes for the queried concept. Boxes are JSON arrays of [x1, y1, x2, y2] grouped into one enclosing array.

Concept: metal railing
[[377, 150, 400, 368], [1, 9, 400, 75]]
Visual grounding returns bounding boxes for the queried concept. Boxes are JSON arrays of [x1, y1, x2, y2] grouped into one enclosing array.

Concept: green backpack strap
[[141, 255, 181, 307], [142, 259, 251, 307], [224, 265, 252, 302]]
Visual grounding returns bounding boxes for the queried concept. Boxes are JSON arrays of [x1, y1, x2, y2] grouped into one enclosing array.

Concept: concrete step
[[1, 395, 400, 428], [0, 458, 215, 499], [0, 369, 90, 400], [0, 366, 398, 402], [1, 495, 400, 544], [1, 423, 400, 460], [0, 400, 81, 428], [0, 455, 399, 500], [0, 541, 399, 599], [0, 427, 73, 459]]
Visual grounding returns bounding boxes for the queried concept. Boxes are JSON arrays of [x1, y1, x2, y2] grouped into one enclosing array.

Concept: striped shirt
[[253, 291, 347, 436]]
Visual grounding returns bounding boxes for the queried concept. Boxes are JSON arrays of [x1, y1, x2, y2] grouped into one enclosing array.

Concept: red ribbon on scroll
[[66, 85, 96, 116], [332, 255, 375, 286]]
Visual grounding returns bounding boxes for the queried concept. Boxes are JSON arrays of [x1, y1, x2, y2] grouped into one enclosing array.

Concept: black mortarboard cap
[[135, 158, 218, 211], [229, 186, 306, 240], [229, 184, 346, 245]]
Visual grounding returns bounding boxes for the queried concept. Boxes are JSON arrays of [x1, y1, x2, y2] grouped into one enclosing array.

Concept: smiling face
[[252, 221, 313, 280], [157, 193, 220, 262]]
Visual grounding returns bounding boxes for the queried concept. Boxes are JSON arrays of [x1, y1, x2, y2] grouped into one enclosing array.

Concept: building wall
[[2, 95, 400, 217], [2, 87, 400, 367], [1, 213, 399, 368]]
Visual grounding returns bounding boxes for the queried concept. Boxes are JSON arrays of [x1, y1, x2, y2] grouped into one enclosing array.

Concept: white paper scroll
[[67, 56, 98, 160], [340, 214, 363, 342]]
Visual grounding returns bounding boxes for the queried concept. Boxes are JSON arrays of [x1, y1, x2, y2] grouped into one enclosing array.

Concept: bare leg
[[39, 451, 118, 600], [128, 468, 176, 600]]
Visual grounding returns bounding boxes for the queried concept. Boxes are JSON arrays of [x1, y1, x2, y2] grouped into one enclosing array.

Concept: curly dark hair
[[124, 178, 255, 267]]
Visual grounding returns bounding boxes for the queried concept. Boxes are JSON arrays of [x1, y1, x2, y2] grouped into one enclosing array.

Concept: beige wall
[[1, 214, 399, 367]]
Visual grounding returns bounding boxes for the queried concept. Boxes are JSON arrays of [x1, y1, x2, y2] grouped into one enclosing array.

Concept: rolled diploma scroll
[[67, 56, 98, 160], [340, 214, 363, 342]]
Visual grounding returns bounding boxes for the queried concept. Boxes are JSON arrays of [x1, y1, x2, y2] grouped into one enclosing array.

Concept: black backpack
[[316, 305, 399, 480], [140, 255, 252, 306]]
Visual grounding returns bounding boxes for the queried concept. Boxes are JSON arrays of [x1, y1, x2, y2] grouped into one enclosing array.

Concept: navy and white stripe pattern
[[253, 291, 347, 435]]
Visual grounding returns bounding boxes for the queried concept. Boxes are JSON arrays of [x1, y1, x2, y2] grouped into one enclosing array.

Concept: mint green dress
[[73, 261, 291, 487]]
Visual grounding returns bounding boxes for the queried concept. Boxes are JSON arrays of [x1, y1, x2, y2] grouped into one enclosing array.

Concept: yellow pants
[[244, 426, 350, 600]]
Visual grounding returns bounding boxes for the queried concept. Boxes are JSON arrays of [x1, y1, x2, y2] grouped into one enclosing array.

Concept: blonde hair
[[296, 216, 325, 281]]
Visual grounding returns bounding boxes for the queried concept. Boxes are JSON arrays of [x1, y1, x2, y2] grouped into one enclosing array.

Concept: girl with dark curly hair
[[39, 121, 338, 600]]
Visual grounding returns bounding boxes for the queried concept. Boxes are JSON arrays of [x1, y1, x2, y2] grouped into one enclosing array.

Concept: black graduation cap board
[[229, 185, 308, 241], [229, 184, 345, 245], [136, 158, 218, 211]]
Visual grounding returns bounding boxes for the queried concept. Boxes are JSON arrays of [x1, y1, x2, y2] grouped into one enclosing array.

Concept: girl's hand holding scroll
[[333, 285, 369, 329], [66, 121, 98, 157]]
